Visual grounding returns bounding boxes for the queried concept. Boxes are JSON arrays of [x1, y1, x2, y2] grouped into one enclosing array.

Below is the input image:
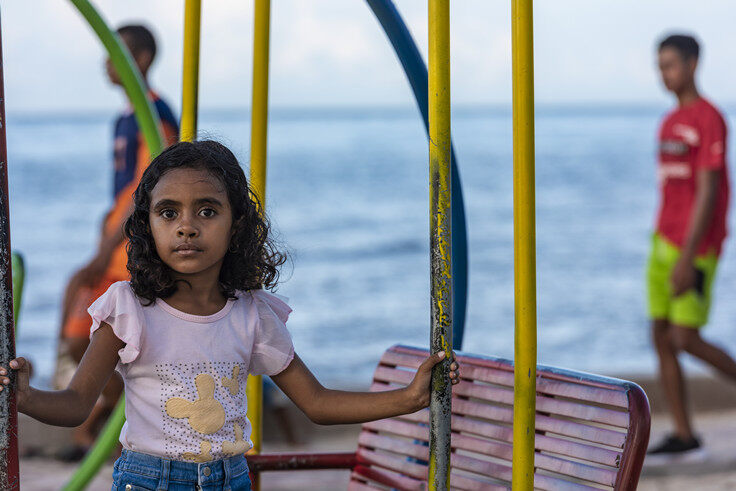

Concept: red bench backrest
[[349, 345, 650, 491]]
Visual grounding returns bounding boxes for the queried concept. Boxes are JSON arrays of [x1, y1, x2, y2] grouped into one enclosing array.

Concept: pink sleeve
[[697, 110, 727, 170], [88, 281, 144, 364], [248, 290, 294, 376]]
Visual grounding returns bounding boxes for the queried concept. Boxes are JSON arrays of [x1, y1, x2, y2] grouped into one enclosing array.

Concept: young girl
[[2, 140, 459, 490]]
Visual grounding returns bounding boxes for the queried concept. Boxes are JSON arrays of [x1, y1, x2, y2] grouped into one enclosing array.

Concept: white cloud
[[2, 0, 736, 113]]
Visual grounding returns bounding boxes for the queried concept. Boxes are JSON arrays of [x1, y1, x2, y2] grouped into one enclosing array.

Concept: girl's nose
[[177, 221, 199, 238]]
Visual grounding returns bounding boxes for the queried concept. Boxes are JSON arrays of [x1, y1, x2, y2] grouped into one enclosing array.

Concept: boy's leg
[[647, 234, 696, 440], [650, 244, 722, 447], [673, 326, 736, 380], [668, 247, 734, 374], [652, 319, 694, 440]]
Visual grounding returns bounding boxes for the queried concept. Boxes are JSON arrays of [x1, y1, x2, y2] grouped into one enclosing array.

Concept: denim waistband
[[118, 449, 249, 487]]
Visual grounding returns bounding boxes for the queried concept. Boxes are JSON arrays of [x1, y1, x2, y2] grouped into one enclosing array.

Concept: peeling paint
[[427, 1, 452, 488], [0, 19, 20, 488]]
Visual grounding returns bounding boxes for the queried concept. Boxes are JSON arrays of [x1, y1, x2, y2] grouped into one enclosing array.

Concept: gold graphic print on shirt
[[182, 440, 214, 462], [221, 365, 240, 395], [165, 374, 226, 434], [222, 422, 251, 455]]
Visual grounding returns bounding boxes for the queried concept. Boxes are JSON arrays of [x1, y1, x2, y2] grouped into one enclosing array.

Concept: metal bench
[[248, 344, 650, 490]]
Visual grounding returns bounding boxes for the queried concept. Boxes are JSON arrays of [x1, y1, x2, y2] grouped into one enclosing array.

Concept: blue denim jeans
[[111, 449, 251, 490]]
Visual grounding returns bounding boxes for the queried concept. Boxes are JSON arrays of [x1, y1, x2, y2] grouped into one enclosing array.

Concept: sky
[[2, 1, 736, 114]]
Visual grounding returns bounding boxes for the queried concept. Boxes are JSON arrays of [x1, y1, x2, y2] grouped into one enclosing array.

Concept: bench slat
[[452, 433, 617, 486], [453, 364, 629, 409], [364, 414, 622, 468], [347, 480, 384, 491], [390, 345, 633, 393], [351, 465, 425, 491], [357, 448, 427, 481], [357, 442, 603, 491], [373, 371, 628, 428], [360, 425, 618, 486], [359, 440, 517, 487], [533, 474, 602, 491], [449, 471, 510, 491], [454, 382, 628, 428], [449, 415, 622, 468], [385, 400, 626, 449], [381, 349, 629, 409], [359, 432, 426, 458], [452, 399, 627, 448]]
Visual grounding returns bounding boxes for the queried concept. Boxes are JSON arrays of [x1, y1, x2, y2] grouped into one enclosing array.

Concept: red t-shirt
[[656, 97, 729, 256]]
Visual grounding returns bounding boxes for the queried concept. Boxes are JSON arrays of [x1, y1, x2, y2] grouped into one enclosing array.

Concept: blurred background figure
[[647, 34, 736, 456], [53, 23, 179, 461]]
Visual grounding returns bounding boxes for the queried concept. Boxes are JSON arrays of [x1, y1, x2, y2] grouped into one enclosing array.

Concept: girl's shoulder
[[91, 280, 144, 310], [239, 289, 292, 324], [239, 289, 295, 376], [88, 281, 146, 364]]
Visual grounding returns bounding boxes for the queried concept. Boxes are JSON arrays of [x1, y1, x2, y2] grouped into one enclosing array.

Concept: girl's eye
[[199, 208, 216, 218], [160, 209, 177, 220]]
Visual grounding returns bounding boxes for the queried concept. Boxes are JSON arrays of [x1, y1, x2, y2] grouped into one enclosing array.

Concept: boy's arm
[[271, 352, 458, 425], [1, 323, 123, 427], [73, 200, 135, 287], [671, 168, 719, 296]]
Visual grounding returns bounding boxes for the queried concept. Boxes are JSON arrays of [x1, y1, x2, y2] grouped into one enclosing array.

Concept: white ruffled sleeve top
[[88, 281, 294, 462]]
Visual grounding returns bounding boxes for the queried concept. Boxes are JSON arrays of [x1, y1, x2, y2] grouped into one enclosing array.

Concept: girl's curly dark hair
[[124, 140, 286, 304]]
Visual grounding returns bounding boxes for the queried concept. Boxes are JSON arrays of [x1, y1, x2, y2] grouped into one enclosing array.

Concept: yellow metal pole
[[181, 0, 201, 142], [511, 0, 537, 489], [247, 0, 270, 476], [249, 0, 270, 200], [427, 0, 452, 489]]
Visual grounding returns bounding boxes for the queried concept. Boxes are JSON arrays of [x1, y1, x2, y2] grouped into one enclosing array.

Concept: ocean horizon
[[7, 102, 736, 388]]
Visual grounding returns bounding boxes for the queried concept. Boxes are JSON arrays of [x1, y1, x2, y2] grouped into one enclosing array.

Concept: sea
[[7, 104, 736, 388]]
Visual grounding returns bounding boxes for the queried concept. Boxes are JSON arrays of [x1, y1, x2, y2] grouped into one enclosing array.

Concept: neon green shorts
[[646, 233, 718, 328]]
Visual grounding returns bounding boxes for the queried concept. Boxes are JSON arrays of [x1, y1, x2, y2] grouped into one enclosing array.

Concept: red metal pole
[[0, 8, 20, 490]]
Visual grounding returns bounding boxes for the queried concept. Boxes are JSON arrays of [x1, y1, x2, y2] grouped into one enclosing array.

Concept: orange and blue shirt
[[105, 91, 179, 280]]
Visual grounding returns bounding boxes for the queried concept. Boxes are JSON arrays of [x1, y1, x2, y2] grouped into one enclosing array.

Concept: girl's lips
[[173, 244, 203, 255], [174, 249, 202, 256]]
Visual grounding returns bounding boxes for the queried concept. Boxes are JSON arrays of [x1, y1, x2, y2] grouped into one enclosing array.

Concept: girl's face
[[148, 167, 233, 278]]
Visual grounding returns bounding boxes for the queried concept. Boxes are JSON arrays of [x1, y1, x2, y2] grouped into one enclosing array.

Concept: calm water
[[7, 104, 736, 387]]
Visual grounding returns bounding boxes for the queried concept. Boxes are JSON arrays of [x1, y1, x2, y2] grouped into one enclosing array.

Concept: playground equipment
[[0, 0, 652, 489], [248, 345, 650, 489], [0, 12, 20, 487], [511, 0, 537, 485], [245, 0, 651, 489], [10, 253, 23, 329], [54, 0, 467, 487], [246, 0, 270, 463]]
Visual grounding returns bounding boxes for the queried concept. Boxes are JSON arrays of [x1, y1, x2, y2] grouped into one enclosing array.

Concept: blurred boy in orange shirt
[[56, 24, 178, 460]]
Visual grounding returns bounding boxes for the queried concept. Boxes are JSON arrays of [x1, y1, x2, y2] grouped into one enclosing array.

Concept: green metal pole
[[427, 0, 452, 489], [69, 0, 163, 155], [11, 253, 23, 329], [63, 1, 165, 489]]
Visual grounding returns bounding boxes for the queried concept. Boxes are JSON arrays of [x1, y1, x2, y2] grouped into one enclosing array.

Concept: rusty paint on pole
[[0, 9, 20, 490], [427, 0, 452, 489]]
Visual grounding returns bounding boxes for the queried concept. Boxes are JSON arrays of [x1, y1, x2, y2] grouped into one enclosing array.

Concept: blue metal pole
[[366, 0, 468, 350]]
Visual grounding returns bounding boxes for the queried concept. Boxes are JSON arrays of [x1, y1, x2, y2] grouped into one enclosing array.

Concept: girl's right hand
[[0, 357, 32, 409]]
